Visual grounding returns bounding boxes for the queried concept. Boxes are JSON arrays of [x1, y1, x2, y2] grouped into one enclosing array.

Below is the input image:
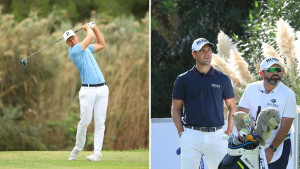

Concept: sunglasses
[[266, 67, 282, 73]]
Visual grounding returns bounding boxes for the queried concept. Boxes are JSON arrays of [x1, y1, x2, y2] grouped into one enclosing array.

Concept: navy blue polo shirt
[[172, 65, 234, 127]]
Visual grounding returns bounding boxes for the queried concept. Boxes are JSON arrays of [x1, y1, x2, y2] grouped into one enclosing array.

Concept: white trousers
[[180, 128, 227, 169], [74, 85, 109, 155]]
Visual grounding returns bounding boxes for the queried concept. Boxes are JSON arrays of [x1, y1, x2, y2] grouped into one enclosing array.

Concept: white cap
[[191, 38, 214, 52], [260, 57, 284, 71], [63, 30, 75, 42]]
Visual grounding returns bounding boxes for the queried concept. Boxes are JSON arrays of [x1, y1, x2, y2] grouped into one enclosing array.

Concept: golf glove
[[88, 22, 96, 29]]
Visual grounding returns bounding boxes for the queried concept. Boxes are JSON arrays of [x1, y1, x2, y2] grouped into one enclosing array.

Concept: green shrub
[[0, 105, 46, 150]]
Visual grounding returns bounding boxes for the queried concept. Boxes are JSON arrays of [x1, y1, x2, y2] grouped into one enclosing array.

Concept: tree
[[233, 0, 300, 72], [151, 0, 254, 118]]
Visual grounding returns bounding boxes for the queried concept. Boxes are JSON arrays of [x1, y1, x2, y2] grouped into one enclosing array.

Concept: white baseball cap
[[260, 57, 284, 71], [63, 30, 76, 42], [191, 38, 214, 52]]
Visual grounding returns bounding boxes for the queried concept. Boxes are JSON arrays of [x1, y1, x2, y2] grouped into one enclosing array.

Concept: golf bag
[[218, 141, 262, 169]]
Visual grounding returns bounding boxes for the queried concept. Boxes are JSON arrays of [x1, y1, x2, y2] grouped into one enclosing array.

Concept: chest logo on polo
[[211, 84, 220, 89], [267, 99, 278, 108]]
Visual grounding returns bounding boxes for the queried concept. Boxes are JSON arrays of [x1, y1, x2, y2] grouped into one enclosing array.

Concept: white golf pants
[[180, 128, 227, 169], [74, 85, 109, 155]]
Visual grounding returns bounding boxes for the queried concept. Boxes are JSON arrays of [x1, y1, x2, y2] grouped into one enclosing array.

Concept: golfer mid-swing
[[64, 22, 109, 162]]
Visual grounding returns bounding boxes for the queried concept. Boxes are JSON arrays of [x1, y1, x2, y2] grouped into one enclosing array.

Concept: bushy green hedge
[[0, 105, 46, 150]]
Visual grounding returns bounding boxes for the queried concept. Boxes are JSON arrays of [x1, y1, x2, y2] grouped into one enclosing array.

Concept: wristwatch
[[269, 145, 277, 152]]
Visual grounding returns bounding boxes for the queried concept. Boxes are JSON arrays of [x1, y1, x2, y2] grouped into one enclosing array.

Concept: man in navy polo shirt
[[171, 38, 236, 169], [64, 22, 109, 162]]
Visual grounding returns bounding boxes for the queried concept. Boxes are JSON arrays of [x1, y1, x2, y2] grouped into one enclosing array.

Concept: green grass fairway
[[0, 150, 149, 169]]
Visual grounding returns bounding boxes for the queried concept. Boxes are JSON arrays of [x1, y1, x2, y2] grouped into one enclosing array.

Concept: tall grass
[[0, 10, 149, 150]]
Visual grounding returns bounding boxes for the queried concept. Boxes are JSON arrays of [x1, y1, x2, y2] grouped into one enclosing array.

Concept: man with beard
[[237, 57, 297, 168]]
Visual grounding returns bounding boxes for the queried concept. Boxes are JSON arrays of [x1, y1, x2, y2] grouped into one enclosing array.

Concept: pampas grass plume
[[262, 43, 281, 60], [229, 49, 252, 84], [217, 30, 237, 61], [276, 18, 296, 71], [295, 31, 300, 76], [212, 53, 241, 87], [262, 43, 285, 69]]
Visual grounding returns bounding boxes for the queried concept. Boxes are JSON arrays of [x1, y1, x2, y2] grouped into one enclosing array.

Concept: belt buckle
[[210, 127, 216, 132]]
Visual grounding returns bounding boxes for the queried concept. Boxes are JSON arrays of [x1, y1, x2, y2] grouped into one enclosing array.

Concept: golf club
[[21, 28, 83, 67]]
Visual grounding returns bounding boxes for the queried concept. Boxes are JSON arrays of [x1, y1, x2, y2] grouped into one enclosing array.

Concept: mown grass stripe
[[0, 150, 149, 169]]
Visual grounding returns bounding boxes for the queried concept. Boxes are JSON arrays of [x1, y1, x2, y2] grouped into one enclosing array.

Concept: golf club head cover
[[88, 22, 96, 29], [253, 107, 280, 146]]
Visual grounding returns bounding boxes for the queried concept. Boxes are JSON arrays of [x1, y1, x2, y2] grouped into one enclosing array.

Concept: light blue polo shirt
[[68, 44, 105, 84]]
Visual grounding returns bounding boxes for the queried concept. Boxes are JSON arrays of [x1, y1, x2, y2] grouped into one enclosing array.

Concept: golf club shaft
[[24, 28, 83, 60]]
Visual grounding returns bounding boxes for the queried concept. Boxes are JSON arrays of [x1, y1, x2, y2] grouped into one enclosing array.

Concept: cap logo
[[266, 57, 279, 63], [66, 32, 69, 36], [196, 39, 207, 45]]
